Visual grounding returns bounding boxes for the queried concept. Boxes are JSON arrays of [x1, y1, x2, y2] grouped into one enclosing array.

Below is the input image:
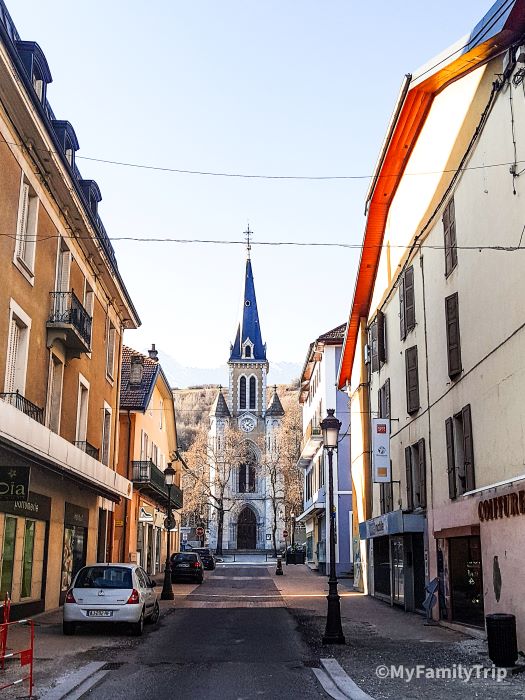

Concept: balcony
[[132, 460, 183, 510], [0, 391, 44, 424], [298, 422, 323, 468], [74, 440, 99, 460], [47, 291, 91, 356]]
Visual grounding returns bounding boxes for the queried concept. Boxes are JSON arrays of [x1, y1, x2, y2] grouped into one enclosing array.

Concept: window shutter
[[444, 199, 458, 276], [399, 275, 406, 340], [377, 311, 386, 363], [378, 388, 383, 419], [16, 183, 30, 260], [370, 321, 379, 372], [462, 404, 475, 491], [405, 446, 413, 511], [445, 293, 462, 378], [417, 438, 426, 508], [58, 249, 71, 293], [385, 378, 391, 419], [445, 417, 456, 499], [386, 480, 393, 512], [404, 266, 415, 332], [5, 319, 20, 393], [405, 346, 419, 414], [449, 199, 457, 270], [379, 483, 385, 514]]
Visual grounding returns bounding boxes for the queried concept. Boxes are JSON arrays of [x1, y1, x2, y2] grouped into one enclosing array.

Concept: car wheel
[[148, 601, 160, 625], [131, 608, 144, 636], [63, 621, 75, 636]]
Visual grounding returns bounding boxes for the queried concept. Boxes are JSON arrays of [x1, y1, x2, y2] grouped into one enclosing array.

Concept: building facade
[[338, 0, 525, 647], [208, 248, 286, 551], [297, 325, 352, 576], [0, 1, 140, 616], [115, 345, 182, 575]]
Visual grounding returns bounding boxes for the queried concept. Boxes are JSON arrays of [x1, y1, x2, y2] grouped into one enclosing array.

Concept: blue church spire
[[229, 227, 266, 362]]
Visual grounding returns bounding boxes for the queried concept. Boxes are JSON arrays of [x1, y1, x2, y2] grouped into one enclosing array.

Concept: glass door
[[391, 536, 405, 606], [0, 516, 17, 598]]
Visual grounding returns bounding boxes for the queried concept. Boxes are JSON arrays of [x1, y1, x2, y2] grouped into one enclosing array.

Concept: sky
[[11, 0, 488, 379]]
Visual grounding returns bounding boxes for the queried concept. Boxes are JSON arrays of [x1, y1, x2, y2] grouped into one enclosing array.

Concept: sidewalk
[[272, 564, 525, 700]]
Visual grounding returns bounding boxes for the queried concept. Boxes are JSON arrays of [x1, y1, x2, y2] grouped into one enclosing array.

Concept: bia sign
[[0, 466, 30, 501]]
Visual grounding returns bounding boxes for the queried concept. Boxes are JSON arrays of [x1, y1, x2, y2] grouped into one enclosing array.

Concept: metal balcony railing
[[0, 390, 44, 424], [48, 291, 92, 347], [132, 460, 183, 509], [74, 440, 99, 460]]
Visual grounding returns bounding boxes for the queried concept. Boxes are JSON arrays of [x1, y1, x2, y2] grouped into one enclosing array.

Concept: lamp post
[[321, 409, 345, 644], [291, 511, 296, 549], [161, 463, 176, 601]]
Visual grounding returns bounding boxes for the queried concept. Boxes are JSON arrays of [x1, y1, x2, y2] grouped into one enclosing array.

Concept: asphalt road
[[85, 564, 328, 700]]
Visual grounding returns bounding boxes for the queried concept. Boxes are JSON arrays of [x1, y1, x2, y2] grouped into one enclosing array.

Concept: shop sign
[[1, 491, 51, 520], [139, 503, 154, 522], [478, 490, 525, 522], [0, 466, 30, 501], [367, 514, 389, 537], [372, 419, 390, 483], [64, 502, 89, 528]]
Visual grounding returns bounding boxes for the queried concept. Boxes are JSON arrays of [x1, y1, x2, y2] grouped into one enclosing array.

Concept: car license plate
[[177, 563, 190, 568], [87, 610, 113, 617]]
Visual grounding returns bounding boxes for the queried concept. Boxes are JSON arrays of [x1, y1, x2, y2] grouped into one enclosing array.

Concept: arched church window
[[249, 376, 256, 410], [244, 345, 251, 358], [238, 447, 256, 493], [239, 376, 246, 409]]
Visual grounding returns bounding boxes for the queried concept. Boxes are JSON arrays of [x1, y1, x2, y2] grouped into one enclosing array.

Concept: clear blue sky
[[13, 0, 487, 372]]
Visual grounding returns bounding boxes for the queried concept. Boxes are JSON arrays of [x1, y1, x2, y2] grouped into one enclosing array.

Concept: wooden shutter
[[445, 293, 462, 378], [370, 321, 379, 372], [405, 346, 419, 414], [449, 199, 458, 270], [462, 404, 475, 491], [377, 311, 386, 363], [102, 410, 111, 466], [386, 480, 393, 512], [404, 266, 415, 331], [405, 446, 413, 511], [417, 438, 426, 508], [445, 417, 456, 499], [5, 319, 20, 393], [57, 249, 71, 293], [385, 378, 391, 419], [444, 198, 457, 275], [16, 183, 30, 260], [378, 388, 383, 419], [399, 275, 406, 340], [379, 483, 385, 514]]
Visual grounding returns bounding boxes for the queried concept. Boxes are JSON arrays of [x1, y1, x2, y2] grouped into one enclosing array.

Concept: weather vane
[[244, 224, 252, 259]]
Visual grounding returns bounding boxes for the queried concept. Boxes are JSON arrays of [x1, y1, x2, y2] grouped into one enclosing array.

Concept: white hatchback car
[[63, 563, 159, 636]]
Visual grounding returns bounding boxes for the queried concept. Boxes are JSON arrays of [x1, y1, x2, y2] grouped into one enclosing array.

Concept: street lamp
[[161, 462, 176, 601], [320, 408, 345, 644], [290, 511, 296, 549]]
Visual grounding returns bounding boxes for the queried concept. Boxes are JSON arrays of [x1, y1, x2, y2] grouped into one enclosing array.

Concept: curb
[[39, 662, 108, 700]]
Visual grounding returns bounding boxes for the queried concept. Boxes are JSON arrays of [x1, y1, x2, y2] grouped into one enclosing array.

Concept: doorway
[[449, 536, 484, 627], [237, 507, 256, 549]]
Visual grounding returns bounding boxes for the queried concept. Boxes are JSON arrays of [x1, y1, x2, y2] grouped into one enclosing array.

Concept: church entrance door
[[237, 507, 257, 550]]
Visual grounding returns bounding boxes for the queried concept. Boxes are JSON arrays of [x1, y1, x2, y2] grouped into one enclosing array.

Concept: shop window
[[405, 438, 426, 510], [445, 293, 462, 378], [0, 516, 17, 597], [399, 266, 415, 340], [405, 346, 420, 414], [21, 520, 35, 598], [445, 404, 475, 499], [443, 197, 458, 276]]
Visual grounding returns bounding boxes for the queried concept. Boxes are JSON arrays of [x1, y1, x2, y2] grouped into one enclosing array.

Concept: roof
[[317, 323, 347, 344], [210, 390, 231, 418], [120, 346, 164, 411], [299, 323, 347, 404], [337, 0, 525, 389], [229, 257, 266, 361], [267, 390, 285, 417]]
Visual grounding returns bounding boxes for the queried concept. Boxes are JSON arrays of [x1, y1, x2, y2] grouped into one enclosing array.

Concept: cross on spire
[[244, 224, 252, 259]]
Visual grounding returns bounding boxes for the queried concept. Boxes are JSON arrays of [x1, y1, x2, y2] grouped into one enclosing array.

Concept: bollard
[[276, 555, 284, 576]]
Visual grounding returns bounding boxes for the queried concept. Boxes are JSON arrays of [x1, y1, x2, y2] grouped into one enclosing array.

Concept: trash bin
[[486, 613, 518, 667]]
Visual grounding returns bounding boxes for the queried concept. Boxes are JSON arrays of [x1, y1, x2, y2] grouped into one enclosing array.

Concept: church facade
[[208, 247, 285, 551]]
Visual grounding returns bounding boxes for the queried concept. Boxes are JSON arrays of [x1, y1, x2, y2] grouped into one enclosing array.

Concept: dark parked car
[[170, 552, 204, 583], [191, 548, 216, 570]]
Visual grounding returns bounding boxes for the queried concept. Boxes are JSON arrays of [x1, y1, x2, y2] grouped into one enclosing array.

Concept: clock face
[[240, 416, 256, 432]]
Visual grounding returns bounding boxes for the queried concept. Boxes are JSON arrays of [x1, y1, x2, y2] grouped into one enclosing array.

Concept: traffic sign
[[196, 526, 205, 537], [283, 530, 289, 538], [164, 516, 175, 530]]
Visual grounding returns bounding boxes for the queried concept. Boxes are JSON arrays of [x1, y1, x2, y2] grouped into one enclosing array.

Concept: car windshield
[[172, 553, 196, 562], [75, 566, 133, 589]]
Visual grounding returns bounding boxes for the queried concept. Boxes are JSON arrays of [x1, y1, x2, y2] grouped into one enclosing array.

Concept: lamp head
[[321, 409, 341, 449], [164, 463, 176, 486]]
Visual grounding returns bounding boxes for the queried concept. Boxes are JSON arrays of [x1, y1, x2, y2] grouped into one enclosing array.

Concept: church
[[208, 238, 285, 551]]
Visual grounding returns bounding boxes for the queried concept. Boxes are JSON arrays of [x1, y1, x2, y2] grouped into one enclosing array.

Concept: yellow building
[[0, 2, 140, 617], [114, 346, 182, 575]]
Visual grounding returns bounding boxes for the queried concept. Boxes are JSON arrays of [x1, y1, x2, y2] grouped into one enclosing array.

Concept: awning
[[359, 510, 426, 539], [297, 501, 325, 522]]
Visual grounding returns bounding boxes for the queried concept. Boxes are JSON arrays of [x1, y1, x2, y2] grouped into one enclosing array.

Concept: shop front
[[60, 503, 89, 604], [137, 500, 166, 575]]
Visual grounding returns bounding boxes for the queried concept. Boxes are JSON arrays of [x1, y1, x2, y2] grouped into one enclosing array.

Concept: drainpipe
[[123, 409, 132, 561]]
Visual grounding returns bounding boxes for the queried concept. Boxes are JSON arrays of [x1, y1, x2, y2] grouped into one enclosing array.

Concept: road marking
[[312, 668, 349, 700], [209, 576, 270, 580], [320, 659, 375, 700], [179, 601, 283, 608]]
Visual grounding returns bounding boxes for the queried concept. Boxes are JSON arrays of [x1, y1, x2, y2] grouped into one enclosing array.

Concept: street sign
[[164, 516, 175, 530], [196, 526, 205, 537], [283, 530, 289, 538], [0, 466, 30, 501]]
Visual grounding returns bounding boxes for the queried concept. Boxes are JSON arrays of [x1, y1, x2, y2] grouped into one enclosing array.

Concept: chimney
[[129, 355, 144, 385], [148, 344, 159, 361]]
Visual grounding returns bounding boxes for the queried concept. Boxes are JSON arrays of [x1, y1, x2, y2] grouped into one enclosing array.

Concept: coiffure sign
[[478, 491, 525, 522], [0, 466, 30, 501]]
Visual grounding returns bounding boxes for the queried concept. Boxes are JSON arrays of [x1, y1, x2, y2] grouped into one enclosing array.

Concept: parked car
[[170, 552, 204, 583], [190, 547, 216, 570], [63, 563, 159, 637]]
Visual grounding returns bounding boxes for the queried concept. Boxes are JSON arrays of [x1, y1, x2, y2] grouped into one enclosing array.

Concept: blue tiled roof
[[229, 258, 266, 361]]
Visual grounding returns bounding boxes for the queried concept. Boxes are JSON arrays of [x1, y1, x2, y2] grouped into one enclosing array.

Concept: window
[[47, 353, 64, 433], [378, 378, 391, 419], [238, 462, 256, 493], [405, 346, 419, 414], [399, 266, 415, 340], [249, 376, 256, 410], [83, 282, 94, 319], [4, 302, 31, 394], [443, 197, 458, 276], [14, 177, 38, 276], [56, 244, 71, 292], [380, 481, 393, 514], [370, 311, 387, 372], [32, 70, 44, 100], [76, 379, 89, 443], [21, 520, 36, 598], [306, 469, 313, 501], [106, 322, 116, 379], [0, 516, 17, 598], [318, 456, 325, 488], [446, 404, 475, 499], [405, 438, 426, 510], [239, 376, 247, 410], [159, 399, 164, 430], [140, 430, 149, 461], [445, 293, 462, 378], [101, 405, 112, 466], [245, 345, 251, 358]]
